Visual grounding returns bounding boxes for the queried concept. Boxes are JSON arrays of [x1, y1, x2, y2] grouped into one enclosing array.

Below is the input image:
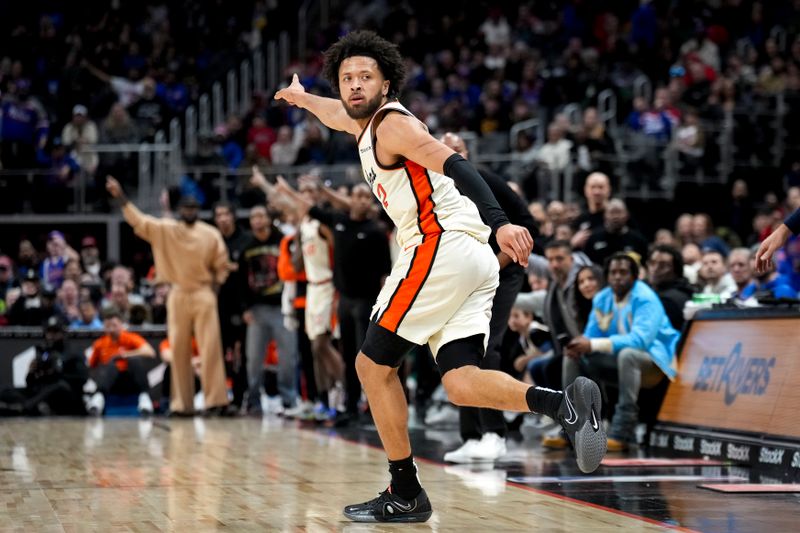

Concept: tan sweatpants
[[166, 286, 228, 412]]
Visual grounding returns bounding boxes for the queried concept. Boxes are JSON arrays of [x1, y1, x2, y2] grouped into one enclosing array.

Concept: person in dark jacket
[[646, 244, 695, 330], [439, 132, 539, 463], [584, 199, 649, 266], [0, 316, 88, 415]]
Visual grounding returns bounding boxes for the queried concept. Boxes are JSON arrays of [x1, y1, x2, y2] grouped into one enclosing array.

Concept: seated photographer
[[564, 252, 680, 451], [0, 316, 88, 416], [86, 308, 156, 416]]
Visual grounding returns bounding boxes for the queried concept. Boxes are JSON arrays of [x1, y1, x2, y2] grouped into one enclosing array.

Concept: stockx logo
[[693, 342, 776, 405]]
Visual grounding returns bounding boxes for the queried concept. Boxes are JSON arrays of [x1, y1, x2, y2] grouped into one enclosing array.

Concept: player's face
[[339, 56, 389, 120]]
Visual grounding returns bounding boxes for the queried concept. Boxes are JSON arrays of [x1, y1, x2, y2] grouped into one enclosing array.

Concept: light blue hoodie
[[584, 280, 679, 380]]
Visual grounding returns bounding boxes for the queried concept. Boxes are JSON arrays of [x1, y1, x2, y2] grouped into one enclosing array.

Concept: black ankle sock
[[526, 386, 562, 419], [388, 455, 422, 500]]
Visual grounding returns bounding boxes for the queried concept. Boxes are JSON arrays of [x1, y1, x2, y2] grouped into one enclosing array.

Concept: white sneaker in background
[[87, 392, 105, 416], [329, 382, 346, 412], [443, 439, 481, 463], [138, 392, 153, 415], [470, 432, 507, 462], [193, 392, 205, 412], [424, 403, 459, 427], [283, 400, 314, 419], [265, 395, 284, 415]]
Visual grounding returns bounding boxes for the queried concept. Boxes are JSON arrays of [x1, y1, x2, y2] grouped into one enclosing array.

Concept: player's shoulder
[[374, 110, 427, 142]]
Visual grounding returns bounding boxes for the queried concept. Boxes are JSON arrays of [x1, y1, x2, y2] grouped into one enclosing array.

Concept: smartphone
[[557, 333, 572, 346]]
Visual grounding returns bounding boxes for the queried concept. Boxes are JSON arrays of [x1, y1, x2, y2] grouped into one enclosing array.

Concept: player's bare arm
[[274, 74, 361, 136], [376, 113, 534, 266], [755, 223, 791, 272], [273, 175, 313, 213]]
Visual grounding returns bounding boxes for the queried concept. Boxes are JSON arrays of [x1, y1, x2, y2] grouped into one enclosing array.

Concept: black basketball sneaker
[[558, 377, 607, 473], [343, 487, 433, 522]]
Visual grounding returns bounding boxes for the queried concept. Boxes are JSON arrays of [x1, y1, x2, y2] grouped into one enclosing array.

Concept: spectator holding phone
[[563, 253, 680, 451]]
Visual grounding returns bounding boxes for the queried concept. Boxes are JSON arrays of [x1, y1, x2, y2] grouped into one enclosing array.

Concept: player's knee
[[355, 352, 394, 383], [441, 366, 479, 407]]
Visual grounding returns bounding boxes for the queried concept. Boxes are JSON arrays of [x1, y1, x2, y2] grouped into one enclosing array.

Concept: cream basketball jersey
[[300, 217, 332, 283], [356, 101, 490, 250]]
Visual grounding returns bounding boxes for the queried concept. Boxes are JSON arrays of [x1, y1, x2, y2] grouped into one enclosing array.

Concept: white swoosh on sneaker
[[590, 407, 600, 431], [564, 393, 579, 425], [385, 501, 416, 514]]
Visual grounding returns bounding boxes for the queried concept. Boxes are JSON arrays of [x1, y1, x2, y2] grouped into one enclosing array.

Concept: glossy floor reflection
[[0, 417, 796, 532]]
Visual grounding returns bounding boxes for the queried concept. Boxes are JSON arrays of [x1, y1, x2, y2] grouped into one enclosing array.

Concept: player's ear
[[382, 80, 390, 96]]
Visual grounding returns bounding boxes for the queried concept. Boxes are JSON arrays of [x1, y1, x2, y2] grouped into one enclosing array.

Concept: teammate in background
[[259, 171, 392, 424], [274, 30, 606, 523], [255, 169, 346, 419]]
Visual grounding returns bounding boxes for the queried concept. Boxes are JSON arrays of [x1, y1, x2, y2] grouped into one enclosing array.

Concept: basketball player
[[275, 30, 606, 523], [291, 175, 346, 414]]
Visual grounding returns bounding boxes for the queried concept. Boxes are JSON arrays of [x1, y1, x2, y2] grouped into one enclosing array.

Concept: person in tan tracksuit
[[105, 176, 232, 416]]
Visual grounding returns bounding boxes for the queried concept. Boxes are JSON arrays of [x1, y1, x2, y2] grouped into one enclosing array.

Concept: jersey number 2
[[376, 183, 389, 208]]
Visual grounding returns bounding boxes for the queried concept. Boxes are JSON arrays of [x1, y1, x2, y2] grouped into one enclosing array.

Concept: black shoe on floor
[[558, 376, 607, 473], [204, 404, 240, 418], [167, 410, 195, 418], [343, 487, 433, 523]]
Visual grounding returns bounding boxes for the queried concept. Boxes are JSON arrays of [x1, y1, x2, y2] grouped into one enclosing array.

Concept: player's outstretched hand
[[755, 224, 791, 273], [105, 176, 123, 198], [250, 165, 269, 191], [274, 74, 305, 106], [275, 175, 293, 193], [496, 224, 533, 268]]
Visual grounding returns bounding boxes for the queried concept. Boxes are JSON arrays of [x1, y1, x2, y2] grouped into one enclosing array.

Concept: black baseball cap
[[44, 315, 66, 331], [178, 195, 201, 208]]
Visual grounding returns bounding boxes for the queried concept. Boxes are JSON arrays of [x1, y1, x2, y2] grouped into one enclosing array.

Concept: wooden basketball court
[[0, 417, 795, 531]]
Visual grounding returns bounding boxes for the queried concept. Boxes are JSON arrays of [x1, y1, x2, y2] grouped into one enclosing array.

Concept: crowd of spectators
[[3, 1, 800, 214], [0, 1, 294, 209]]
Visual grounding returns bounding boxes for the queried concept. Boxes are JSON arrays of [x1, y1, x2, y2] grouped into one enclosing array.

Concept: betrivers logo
[[692, 342, 776, 405], [759, 447, 785, 465]]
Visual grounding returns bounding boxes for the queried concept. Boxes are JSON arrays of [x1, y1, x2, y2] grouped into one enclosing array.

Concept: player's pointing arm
[[274, 74, 361, 136]]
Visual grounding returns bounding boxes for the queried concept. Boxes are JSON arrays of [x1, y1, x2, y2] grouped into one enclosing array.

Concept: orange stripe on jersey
[[377, 233, 441, 333], [404, 161, 444, 235]]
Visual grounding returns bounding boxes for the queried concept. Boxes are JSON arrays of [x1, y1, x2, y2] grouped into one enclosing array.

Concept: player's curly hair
[[323, 30, 406, 98]]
